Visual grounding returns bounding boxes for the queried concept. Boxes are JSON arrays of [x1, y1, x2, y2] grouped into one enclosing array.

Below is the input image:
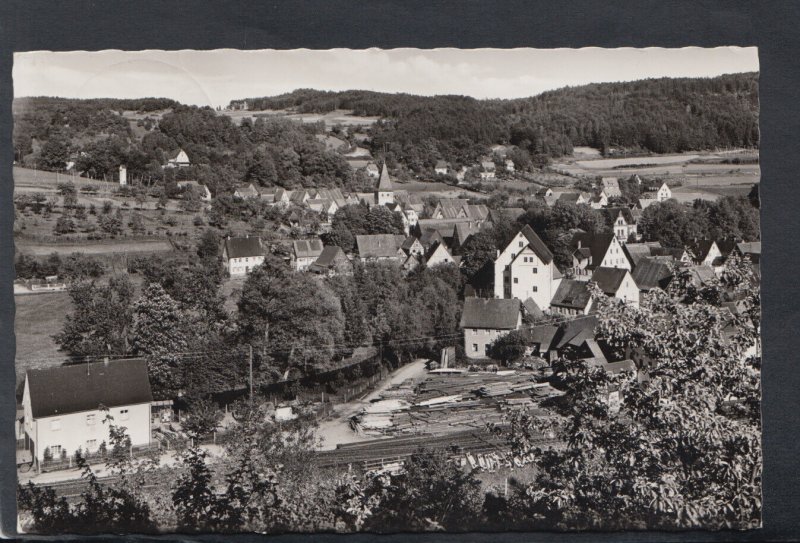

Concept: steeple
[[377, 162, 393, 191]]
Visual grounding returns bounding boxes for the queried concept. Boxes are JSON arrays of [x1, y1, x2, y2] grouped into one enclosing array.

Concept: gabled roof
[[491, 207, 525, 223], [558, 192, 582, 204], [454, 222, 482, 245], [425, 241, 453, 263], [631, 258, 673, 291], [591, 267, 630, 296], [519, 225, 554, 264], [601, 206, 636, 227], [688, 239, 717, 261], [309, 246, 349, 272], [416, 219, 458, 239], [293, 239, 324, 259], [521, 324, 559, 351], [481, 160, 496, 171], [435, 160, 448, 169], [419, 227, 445, 248], [377, 163, 393, 191], [235, 184, 259, 198], [460, 298, 521, 330], [571, 232, 615, 269], [553, 315, 598, 350], [522, 297, 544, 319], [550, 279, 593, 311], [687, 265, 717, 286], [623, 241, 663, 268], [401, 235, 422, 252], [736, 241, 761, 258], [356, 234, 403, 259], [224, 236, 263, 259], [27, 359, 153, 419]]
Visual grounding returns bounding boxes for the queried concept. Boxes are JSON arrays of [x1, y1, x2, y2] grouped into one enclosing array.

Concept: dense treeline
[[241, 73, 759, 163]]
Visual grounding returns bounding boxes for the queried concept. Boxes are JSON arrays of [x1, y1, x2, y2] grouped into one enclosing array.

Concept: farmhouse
[[435, 160, 449, 175], [400, 235, 425, 258], [292, 239, 325, 272], [166, 148, 191, 168], [308, 246, 351, 276], [494, 225, 562, 311], [657, 182, 672, 202], [602, 207, 638, 243], [479, 160, 496, 180], [687, 239, 724, 267], [356, 234, 406, 263], [631, 258, 674, 293], [425, 241, 455, 267], [549, 279, 593, 316], [589, 191, 609, 209], [21, 359, 153, 463], [591, 267, 640, 307], [223, 236, 265, 276], [364, 162, 380, 179], [460, 297, 522, 359], [571, 232, 631, 279], [504, 159, 515, 172]]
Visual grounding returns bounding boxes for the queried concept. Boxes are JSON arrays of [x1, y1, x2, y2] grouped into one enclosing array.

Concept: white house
[[291, 239, 324, 272], [166, 148, 190, 168], [177, 180, 212, 202], [591, 267, 640, 307], [435, 160, 449, 175], [550, 279, 594, 316], [364, 162, 380, 179], [494, 225, 562, 311], [234, 184, 260, 200], [425, 241, 455, 267], [21, 359, 153, 463], [460, 297, 522, 359], [571, 232, 631, 280], [223, 236, 265, 276], [479, 161, 496, 180], [356, 234, 406, 263], [657, 182, 672, 202], [604, 207, 638, 243], [601, 177, 622, 198], [504, 159, 515, 172]]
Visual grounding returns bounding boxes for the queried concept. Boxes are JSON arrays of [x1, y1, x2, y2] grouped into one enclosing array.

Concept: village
[[10, 67, 763, 533]]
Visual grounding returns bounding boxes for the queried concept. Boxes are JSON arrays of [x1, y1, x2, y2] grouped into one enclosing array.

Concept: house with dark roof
[[631, 257, 674, 293], [21, 358, 153, 462], [223, 236, 264, 276], [601, 207, 638, 242], [176, 180, 212, 202], [166, 148, 190, 168], [519, 324, 559, 360], [601, 177, 622, 198], [356, 234, 406, 263], [419, 227, 447, 251], [571, 232, 630, 280], [434, 160, 449, 175], [425, 241, 455, 267], [308, 246, 351, 277], [479, 160, 496, 180], [292, 239, 324, 272], [494, 225, 562, 311], [733, 241, 761, 265], [401, 235, 425, 257], [591, 267, 639, 307], [550, 279, 594, 316], [460, 297, 522, 359]]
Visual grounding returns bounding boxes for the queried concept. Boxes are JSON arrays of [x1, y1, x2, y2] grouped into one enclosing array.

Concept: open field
[[400, 181, 487, 199], [220, 108, 380, 129], [14, 291, 71, 385], [14, 166, 114, 189], [15, 238, 174, 257]]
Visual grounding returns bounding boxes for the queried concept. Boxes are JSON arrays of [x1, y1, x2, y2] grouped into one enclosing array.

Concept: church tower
[[376, 162, 394, 205]]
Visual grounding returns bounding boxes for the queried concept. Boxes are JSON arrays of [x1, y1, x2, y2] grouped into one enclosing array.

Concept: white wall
[[228, 255, 265, 276], [506, 246, 555, 310], [600, 237, 632, 270], [29, 403, 151, 462], [614, 271, 640, 307]]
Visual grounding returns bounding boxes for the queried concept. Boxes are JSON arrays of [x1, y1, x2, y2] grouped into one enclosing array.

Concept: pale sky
[[13, 47, 758, 108]]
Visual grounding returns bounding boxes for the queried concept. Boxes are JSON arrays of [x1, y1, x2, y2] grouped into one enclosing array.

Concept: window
[[513, 278, 518, 284], [120, 409, 129, 421], [86, 439, 97, 450], [50, 445, 62, 456], [533, 286, 538, 292], [472, 344, 479, 352], [484, 345, 490, 355], [50, 419, 61, 431], [518, 241, 523, 248], [533, 267, 538, 274], [472, 329, 477, 334], [86, 414, 96, 426]]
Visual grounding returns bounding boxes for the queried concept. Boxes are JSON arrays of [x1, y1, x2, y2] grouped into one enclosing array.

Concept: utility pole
[[248, 344, 253, 404]]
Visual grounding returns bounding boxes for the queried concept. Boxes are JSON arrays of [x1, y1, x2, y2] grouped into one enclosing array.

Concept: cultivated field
[[15, 239, 174, 257], [220, 108, 380, 129]]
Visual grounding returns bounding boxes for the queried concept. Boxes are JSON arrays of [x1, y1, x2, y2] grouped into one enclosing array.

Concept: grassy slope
[[14, 292, 71, 385]]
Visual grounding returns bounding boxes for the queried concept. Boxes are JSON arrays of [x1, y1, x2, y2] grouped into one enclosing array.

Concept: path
[[314, 358, 429, 451]]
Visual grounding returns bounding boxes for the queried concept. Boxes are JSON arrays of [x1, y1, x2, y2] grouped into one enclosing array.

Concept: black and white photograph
[[10, 47, 761, 535]]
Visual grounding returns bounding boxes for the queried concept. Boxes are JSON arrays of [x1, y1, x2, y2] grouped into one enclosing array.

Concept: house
[[519, 324, 559, 360], [656, 182, 672, 202], [591, 267, 640, 307], [589, 191, 609, 209], [292, 239, 324, 272], [223, 236, 264, 276], [494, 225, 562, 311], [401, 236, 425, 257], [601, 177, 622, 198], [166, 148, 190, 168], [364, 162, 380, 179], [261, 187, 290, 207], [460, 297, 522, 359], [602, 207, 638, 243], [549, 279, 594, 316], [733, 241, 761, 265], [435, 160, 449, 175], [431, 199, 470, 220], [306, 198, 339, 219], [376, 163, 394, 205], [234, 184, 260, 200], [356, 234, 406, 263], [176, 180, 212, 202], [453, 222, 483, 252], [21, 359, 153, 462], [425, 241, 455, 267], [631, 258, 674, 293], [455, 166, 468, 183], [687, 239, 723, 267], [504, 159, 515, 172], [638, 198, 658, 210], [479, 160, 496, 180], [415, 219, 458, 246], [290, 189, 311, 207], [402, 253, 422, 272], [556, 191, 590, 206], [552, 315, 599, 352], [308, 246, 351, 276], [571, 232, 631, 280], [622, 241, 665, 268], [686, 265, 717, 288], [419, 227, 447, 251]]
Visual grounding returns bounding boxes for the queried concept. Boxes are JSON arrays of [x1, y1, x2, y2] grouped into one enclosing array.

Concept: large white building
[[222, 236, 265, 277], [494, 225, 562, 311], [21, 359, 153, 463]]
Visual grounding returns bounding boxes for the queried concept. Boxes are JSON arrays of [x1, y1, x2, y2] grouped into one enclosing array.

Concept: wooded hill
[[242, 72, 759, 158]]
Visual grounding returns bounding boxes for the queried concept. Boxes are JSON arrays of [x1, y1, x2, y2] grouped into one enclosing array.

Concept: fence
[[37, 443, 162, 473]]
